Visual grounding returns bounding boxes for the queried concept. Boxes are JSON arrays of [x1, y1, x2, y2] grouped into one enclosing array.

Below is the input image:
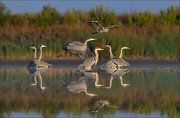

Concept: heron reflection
[[91, 99, 120, 112], [82, 71, 103, 88], [105, 69, 130, 89], [28, 68, 47, 90], [60, 76, 96, 97]]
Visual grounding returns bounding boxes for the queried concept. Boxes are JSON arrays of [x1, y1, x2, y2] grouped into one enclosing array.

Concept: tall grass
[[0, 2, 179, 61]]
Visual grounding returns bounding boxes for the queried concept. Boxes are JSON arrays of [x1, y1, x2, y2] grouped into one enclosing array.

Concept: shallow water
[[0, 63, 179, 118]]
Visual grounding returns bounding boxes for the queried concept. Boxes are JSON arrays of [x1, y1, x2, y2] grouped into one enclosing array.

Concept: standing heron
[[101, 45, 130, 71], [28, 44, 52, 70], [28, 46, 39, 70], [60, 76, 97, 97], [90, 21, 119, 34], [64, 38, 96, 59], [112, 46, 130, 68], [78, 47, 104, 71], [101, 44, 117, 70], [37, 44, 52, 68], [91, 100, 120, 112]]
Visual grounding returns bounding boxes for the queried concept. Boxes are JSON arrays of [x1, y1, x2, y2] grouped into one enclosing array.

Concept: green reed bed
[[0, 2, 179, 61]]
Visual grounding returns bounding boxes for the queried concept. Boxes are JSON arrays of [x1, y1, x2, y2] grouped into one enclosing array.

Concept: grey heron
[[37, 44, 52, 68], [28, 44, 52, 70], [64, 38, 96, 59], [112, 46, 130, 68], [90, 21, 120, 34], [105, 69, 130, 89], [60, 77, 97, 97], [28, 46, 39, 70], [91, 100, 120, 112], [101, 45, 130, 71], [101, 44, 117, 70], [78, 47, 104, 71]]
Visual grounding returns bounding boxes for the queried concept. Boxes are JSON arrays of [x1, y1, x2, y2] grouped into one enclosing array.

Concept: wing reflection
[[60, 76, 97, 97], [28, 68, 47, 90], [90, 99, 120, 112], [105, 69, 130, 89]]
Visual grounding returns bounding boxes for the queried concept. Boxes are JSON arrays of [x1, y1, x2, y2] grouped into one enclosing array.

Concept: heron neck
[[109, 46, 113, 59], [119, 48, 124, 58], [84, 39, 92, 45], [83, 90, 96, 96], [94, 73, 101, 87], [95, 50, 99, 65], [39, 47, 43, 60], [120, 76, 123, 85], [109, 75, 114, 88], [34, 48, 37, 59], [38, 72, 43, 89]]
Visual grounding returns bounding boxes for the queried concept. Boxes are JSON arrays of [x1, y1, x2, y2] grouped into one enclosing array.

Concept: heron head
[[95, 47, 104, 51], [105, 44, 111, 48], [30, 46, 36, 50], [40, 44, 47, 48], [87, 38, 97, 41], [122, 46, 130, 50]]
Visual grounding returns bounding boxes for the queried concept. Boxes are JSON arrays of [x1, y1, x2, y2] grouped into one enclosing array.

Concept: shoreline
[[0, 59, 179, 69]]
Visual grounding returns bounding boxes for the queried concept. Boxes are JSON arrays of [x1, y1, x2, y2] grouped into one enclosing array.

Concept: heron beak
[[30, 47, 35, 49], [127, 47, 131, 49], [99, 48, 104, 51], [91, 38, 97, 41]]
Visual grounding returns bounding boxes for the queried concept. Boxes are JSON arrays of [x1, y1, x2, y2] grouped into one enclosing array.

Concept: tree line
[[0, 2, 179, 60]]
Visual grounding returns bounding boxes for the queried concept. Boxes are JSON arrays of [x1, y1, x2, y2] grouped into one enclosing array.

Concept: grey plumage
[[64, 38, 96, 59], [101, 45, 130, 71], [78, 47, 103, 71], [28, 44, 52, 70]]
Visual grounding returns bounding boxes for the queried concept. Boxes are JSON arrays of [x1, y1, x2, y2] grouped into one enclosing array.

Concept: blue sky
[[2, 0, 180, 14]]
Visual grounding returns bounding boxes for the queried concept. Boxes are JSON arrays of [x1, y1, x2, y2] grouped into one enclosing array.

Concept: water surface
[[0, 62, 179, 118]]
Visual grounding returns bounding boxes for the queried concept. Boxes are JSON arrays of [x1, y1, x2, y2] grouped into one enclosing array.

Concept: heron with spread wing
[[90, 21, 119, 34]]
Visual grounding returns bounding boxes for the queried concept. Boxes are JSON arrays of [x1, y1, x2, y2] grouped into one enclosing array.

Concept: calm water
[[0, 63, 179, 118]]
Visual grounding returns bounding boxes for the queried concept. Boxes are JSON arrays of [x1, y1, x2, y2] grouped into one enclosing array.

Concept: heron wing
[[36, 60, 52, 68], [91, 21, 103, 30], [68, 41, 82, 46], [79, 48, 95, 59], [82, 57, 96, 67], [106, 25, 119, 29], [112, 57, 130, 67], [113, 69, 129, 76], [101, 60, 117, 70]]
